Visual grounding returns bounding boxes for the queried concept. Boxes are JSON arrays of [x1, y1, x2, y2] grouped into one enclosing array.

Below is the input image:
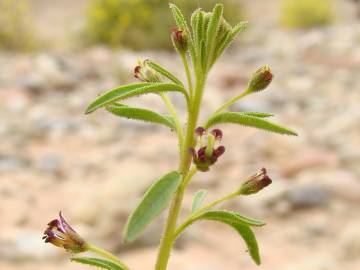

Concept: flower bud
[[134, 60, 161, 82], [171, 27, 188, 54], [247, 65, 273, 93], [195, 126, 206, 137], [210, 129, 223, 141], [43, 212, 87, 253], [239, 168, 272, 195]]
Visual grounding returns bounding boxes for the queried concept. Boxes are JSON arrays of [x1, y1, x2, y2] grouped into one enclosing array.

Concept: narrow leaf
[[205, 4, 223, 69], [191, 189, 208, 213], [215, 21, 248, 60], [85, 83, 188, 114], [187, 210, 263, 265], [240, 112, 274, 118], [191, 8, 202, 50], [205, 112, 297, 136], [146, 60, 183, 86], [200, 211, 266, 227], [71, 257, 126, 270], [200, 40, 207, 72], [123, 171, 182, 243], [106, 104, 175, 130], [169, 3, 188, 32]]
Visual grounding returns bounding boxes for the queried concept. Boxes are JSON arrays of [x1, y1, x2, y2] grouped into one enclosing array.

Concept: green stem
[[159, 93, 184, 152], [173, 191, 238, 239], [180, 53, 194, 100], [87, 244, 131, 270], [154, 168, 197, 270], [212, 88, 250, 115], [155, 76, 205, 270]]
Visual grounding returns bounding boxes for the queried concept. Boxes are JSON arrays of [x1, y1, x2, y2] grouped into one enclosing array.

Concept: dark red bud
[[209, 154, 218, 165], [261, 175, 272, 187], [134, 66, 141, 78], [211, 129, 223, 140], [195, 126, 206, 136], [213, 146, 225, 157], [197, 147, 207, 163], [171, 27, 188, 53]]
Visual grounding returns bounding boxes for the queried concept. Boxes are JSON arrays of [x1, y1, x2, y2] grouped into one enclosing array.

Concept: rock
[[38, 154, 63, 175], [0, 155, 31, 172], [323, 170, 360, 202], [287, 185, 329, 208], [19, 73, 46, 95]]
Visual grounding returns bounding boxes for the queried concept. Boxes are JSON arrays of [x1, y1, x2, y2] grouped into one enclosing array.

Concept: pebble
[[0, 155, 31, 172], [287, 185, 329, 208], [37, 154, 63, 175]]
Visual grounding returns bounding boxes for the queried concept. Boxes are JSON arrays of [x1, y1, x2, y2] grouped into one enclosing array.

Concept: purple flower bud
[[210, 129, 223, 140], [195, 126, 206, 136], [248, 65, 273, 93], [43, 212, 87, 253], [133, 60, 161, 82], [239, 168, 272, 195], [197, 146, 207, 163], [171, 27, 188, 53], [213, 146, 225, 157]]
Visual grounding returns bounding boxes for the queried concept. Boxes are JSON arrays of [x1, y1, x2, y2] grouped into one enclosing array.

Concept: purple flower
[[239, 168, 272, 195], [190, 127, 225, 172], [43, 212, 87, 253]]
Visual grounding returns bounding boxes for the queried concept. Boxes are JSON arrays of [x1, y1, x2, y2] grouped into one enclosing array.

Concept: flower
[[171, 27, 188, 53], [247, 65, 273, 93], [239, 168, 272, 195], [134, 59, 161, 82], [43, 212, 87, 253], [190, 127, 225, 172]]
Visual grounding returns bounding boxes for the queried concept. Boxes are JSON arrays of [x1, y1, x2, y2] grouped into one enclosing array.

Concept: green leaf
[[187, 210, 263, 265], [191, 189, 207, 213], [241, 112, 274, 118], [169, 3, 188, 34], [205, 4, 223, 69], [191, 8, 202, 50], [105, 104, 175, 130], [85, 82, 188, 114], [199, 210, 266, 227], [205, 112, 298, 136], [123, 171, 182, 243], [213, 21, 248, 64], [146, 60, 183, 87], [200, 40, 207, 72], [71, 257, 126, 270]]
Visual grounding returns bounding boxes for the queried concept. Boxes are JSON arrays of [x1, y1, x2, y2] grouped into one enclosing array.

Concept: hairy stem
[[87, 244, 131, 270], [173, 191, 238, 239], [180, 53, 194, 100], [155, 76, 205, 270], [212, 88, 250, 115]]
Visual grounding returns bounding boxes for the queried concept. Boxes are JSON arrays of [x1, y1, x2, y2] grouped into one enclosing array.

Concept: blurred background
[[0, 0, 359, 269]]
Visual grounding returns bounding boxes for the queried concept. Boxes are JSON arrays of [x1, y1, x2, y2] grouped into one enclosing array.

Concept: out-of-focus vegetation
[[84, 0, 243, 50], [0, 0, 37, 51], [280, 0, 334, 29]]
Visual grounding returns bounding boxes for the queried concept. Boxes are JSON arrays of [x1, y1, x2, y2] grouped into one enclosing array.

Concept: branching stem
[[173, 191, 238, 239]]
